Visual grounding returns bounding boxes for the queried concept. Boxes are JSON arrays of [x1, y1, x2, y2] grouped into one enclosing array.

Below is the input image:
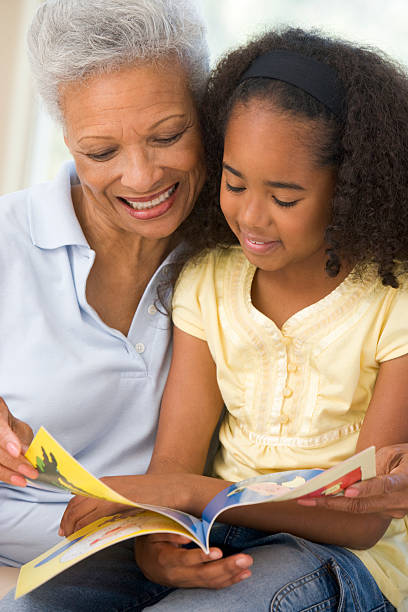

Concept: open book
[[16, 427, 375, 598]]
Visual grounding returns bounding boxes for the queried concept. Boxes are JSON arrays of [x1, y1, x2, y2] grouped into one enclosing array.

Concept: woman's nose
[[120, 147, 164, 193]]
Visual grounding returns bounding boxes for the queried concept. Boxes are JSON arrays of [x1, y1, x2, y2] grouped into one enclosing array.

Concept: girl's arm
[[144, 327, 402, 550], [148, 326, 225, 476], [300, 354, 408, 517]]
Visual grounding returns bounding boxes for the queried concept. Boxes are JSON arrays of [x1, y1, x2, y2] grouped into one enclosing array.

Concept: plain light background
[[1, 0, 408, 195]]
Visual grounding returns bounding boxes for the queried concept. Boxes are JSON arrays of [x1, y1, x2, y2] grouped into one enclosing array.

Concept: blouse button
[[283, 387, 293, 398], [287, 363, 297, 373], [278, 414, 290, 424], [135, 343, 145, 354], [148, 304, 157, 315]]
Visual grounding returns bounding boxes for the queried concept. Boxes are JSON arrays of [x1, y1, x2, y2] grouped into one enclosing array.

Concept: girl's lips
[[119, 183, 179, 221], [242, 235, 282, 254]]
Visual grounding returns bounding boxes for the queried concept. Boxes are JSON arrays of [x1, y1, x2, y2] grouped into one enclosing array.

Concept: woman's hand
[[134, 534, 253, 589], [298, 444, 408, 518], [0, 397, 37, 486]]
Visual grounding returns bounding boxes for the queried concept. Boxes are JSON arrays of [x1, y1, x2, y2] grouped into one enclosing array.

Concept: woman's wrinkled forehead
[[60, 60, 197, 133]]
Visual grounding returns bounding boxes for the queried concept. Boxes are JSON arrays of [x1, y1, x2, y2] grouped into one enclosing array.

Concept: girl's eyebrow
[[222, 162, 305, 191]]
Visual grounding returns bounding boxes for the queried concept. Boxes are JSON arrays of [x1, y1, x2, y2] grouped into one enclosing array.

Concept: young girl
[[62, 28, 408, 611]]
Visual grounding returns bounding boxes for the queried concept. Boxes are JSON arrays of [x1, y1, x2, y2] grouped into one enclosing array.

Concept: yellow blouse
[[172, 246, 408, 609]]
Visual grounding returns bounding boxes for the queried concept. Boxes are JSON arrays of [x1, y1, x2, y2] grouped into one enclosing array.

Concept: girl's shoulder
[[177, 245, 247, 284], [173, 246, 249, 312]]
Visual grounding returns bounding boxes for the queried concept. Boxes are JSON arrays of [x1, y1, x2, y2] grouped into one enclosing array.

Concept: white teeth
[[249, 240, 266, 245], [123, 184, 177, 210]]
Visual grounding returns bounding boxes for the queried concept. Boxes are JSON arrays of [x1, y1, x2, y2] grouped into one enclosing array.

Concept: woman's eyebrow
[[151, 113, 188, 129], [77, 114, 189, 144], [223, 162, 305, 190]]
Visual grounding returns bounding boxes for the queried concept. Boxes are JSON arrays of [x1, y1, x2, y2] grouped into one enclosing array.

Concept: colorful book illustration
[[16, 427, 376, 599]]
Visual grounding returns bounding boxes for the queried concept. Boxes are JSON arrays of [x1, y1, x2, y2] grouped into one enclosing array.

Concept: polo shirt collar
[[29, 161, 89, 250]]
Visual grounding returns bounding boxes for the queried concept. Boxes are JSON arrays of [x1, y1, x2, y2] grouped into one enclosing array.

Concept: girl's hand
[[59, 490, 130, 537], [59, 473, 193, 536], [0, 397, 37, 486], [134, 533, 253, 589], [298, 444, 408, 519]]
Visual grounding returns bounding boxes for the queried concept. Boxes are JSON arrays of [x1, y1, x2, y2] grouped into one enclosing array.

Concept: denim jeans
[[1, 524, 396, 611], [149, 525, 396, 611]]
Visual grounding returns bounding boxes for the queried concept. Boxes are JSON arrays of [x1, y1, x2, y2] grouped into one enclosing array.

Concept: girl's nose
[[240, 195, 271, 229]]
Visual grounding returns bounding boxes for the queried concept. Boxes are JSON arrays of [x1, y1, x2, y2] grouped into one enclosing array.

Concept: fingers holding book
[[0, 396, 37, 487], [298, 444, 408, 519], [134, 534, 253, 589]]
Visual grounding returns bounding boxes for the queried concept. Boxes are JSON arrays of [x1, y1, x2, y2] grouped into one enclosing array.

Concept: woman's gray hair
[[27, 0, 209, 123]]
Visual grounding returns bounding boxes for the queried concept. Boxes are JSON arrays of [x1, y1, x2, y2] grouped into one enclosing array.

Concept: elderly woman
[[0, 0, 254, 608]]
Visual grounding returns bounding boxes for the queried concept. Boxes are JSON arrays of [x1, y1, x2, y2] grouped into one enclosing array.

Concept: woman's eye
[[154, 131, 185, 146], [87, 150, 116, 161], [225, 182, 245, 193], [273, 196, 299, 208]]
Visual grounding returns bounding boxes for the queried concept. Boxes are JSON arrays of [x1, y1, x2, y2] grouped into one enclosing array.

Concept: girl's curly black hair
[[178, 27, 408, 288]]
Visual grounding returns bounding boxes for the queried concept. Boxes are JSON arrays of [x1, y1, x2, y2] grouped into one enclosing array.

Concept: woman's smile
[[118, 183, 179, 220], [119, 183, 178, 210]]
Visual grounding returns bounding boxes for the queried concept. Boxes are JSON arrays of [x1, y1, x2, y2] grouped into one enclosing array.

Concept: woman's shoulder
[[0, 163, 76, 241], [0, 186, 33, 240]]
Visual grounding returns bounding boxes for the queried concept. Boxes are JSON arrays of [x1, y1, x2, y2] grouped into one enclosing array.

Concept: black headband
[[238, 50, 345, 118]]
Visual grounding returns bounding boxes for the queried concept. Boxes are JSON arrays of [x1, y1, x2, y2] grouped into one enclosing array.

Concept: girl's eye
[[87, 149, 117, 161], [273, 196, 299, 208], [225, 182, 245, 193]]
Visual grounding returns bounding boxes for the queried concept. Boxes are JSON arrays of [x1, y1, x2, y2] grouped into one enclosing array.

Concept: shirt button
[[135, 343, 145, 353], [283, 387, 293, 398], [281, 336, 291, 345], [287, 363, 297, 373], [148, 304, 157, 315], [278, 414, 290, 424]]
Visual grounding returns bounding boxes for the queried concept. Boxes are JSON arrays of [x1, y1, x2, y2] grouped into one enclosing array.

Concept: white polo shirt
[[0, 162, 174, 566]]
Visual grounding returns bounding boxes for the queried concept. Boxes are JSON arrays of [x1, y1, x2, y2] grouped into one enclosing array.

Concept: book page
[[16, 427, 207, 598], [201, 446, 376, 549], [16, 510, 201, 599], [25, 427, 204, 536]]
